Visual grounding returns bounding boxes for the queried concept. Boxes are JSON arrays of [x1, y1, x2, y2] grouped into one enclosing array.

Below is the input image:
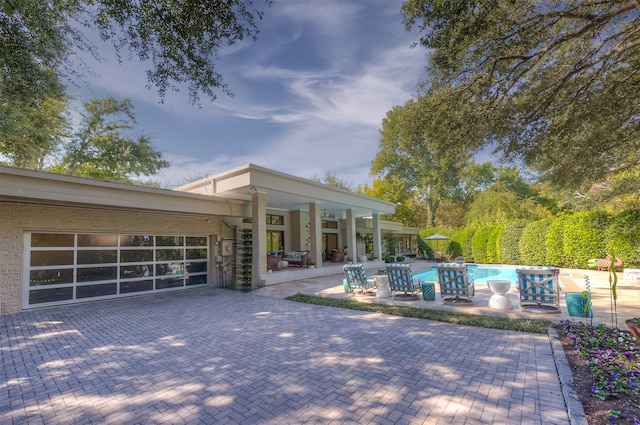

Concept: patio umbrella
[[424, 234, 450, 253]]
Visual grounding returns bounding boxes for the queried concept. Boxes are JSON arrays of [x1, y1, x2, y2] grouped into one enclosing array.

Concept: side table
[[374, 275, 390, 298], [487, 280, 512, 310]]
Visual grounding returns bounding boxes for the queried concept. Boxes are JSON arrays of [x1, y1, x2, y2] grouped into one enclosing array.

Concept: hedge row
[[420, 208, 640, 268]]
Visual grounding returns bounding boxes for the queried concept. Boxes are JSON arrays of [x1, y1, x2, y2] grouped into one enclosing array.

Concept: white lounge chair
[[515, 267, 561, 314], [386, 263, 421, 299], [435, 264, 474, 305]]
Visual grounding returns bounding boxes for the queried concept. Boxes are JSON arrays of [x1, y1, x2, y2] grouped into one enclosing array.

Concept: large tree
[[50, 97, 169, 182], [371, 87, 480, 227], [0, 1, 74, 162], [1, 96, 70, 169], [1, 0, 268, 105], [1, 0, 267, 178], [402, 0, 640, 191]]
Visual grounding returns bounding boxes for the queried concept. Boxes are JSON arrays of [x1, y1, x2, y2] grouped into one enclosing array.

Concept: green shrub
[[471, 226, 494, 263], [562, 211, 610, 268], [417, 233, 432, 258], [546, 215, 570, 267], [605, 209, 640, 267], [499, 222, 526, 265], [484, 225, 503, 264], [519, 219, 551, 266], [447, 240, 463, 259], [455, 227, 476, 260]]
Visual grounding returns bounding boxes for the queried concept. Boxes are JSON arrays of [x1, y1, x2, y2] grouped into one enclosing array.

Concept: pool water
[[414, 265, 519, 285]]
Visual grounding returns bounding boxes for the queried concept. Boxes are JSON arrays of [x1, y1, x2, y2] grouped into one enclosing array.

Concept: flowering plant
[[558, 320, 639, 424]]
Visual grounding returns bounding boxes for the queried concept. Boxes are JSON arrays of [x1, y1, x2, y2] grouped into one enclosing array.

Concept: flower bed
[[556, 320, 640, 424]]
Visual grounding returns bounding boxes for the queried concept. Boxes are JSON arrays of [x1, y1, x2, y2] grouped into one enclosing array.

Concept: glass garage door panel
[[26, 233, 208, 308], [29, 287, 74, 304], [30, 269, 74, 286]]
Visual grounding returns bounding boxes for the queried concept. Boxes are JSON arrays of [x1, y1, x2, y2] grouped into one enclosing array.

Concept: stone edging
[[548, 327, 589, 425]]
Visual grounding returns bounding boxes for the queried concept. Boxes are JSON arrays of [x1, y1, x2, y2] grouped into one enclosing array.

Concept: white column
[[251, 190, 267, 289], [345, 208, 357, 261], [372, 213, 382, 261], [309, 202, 322, 268]]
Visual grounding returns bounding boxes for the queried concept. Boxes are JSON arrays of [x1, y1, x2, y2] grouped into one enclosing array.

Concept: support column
[[251, 189, 267, 289], [372, 213, 382, 261], [345, 208, 357, 261], [309, 202, 322, 268]]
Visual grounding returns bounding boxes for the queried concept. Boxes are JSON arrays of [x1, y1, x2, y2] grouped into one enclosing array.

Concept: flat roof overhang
[[177, 163, 396, 217], [0, 166, 246, 217]]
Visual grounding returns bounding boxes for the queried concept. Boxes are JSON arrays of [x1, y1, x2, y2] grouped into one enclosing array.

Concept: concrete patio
[[255, 260, 639, 327]]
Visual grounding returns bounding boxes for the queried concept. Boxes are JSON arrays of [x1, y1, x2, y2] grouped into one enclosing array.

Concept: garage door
[[24, 232, 209, 309]]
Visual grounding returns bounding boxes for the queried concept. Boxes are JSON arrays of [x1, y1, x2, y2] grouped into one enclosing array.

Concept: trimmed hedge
[[519, 219, 551, 266], [545, 215, 569, 267], [421, 208, 639, 267], [455, 228, 475, 261], [486, 225, 504, 263], [606, 209, 640, 267], [471, 226, 494, 263], [562, 211, 610, 268], [499, 222, 526, 265]]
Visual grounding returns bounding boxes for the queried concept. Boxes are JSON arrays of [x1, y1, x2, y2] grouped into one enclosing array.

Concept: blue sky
[[70, 0, 428, 187]]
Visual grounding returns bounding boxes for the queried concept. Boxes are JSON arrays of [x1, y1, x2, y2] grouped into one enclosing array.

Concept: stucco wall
[[0, 201, 231, 315]]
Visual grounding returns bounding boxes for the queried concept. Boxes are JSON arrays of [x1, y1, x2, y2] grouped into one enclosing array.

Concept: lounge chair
[[343, 264, 376, 295], [515, 267, 561, 313], [435, 264, 474, 305], [386, 263, 421, 299]]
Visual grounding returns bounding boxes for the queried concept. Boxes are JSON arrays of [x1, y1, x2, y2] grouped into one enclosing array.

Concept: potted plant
[[625, 318, 640, 339], [307, 261, 315, 269], [345, 256, 352, 264]]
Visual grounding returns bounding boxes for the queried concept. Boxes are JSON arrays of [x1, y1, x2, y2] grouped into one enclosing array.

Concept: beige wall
[[0, 201, 232, 315]]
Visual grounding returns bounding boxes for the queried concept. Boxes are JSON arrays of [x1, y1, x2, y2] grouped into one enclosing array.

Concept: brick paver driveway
[[1, 287, 569, 424]]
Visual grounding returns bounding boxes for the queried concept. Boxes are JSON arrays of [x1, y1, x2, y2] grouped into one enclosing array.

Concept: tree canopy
[[371, 86, 481, 227], [1, 0, 267, 182], [402, 0, 640, 191], [49, 97, 169, 182], [1, 0, 268, 106]]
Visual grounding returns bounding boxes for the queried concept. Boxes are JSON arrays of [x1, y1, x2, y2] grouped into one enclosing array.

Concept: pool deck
[[254, 260, 639, 327]]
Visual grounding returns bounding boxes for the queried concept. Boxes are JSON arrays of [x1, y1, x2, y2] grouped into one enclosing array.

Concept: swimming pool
[[414, 264, 519, 285]]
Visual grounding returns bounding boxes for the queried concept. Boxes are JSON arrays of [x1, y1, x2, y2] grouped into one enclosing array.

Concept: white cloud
[[69, 0, 428, 188]]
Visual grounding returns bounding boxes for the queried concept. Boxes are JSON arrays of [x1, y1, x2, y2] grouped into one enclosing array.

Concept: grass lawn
[[285, 294, 553, 333]]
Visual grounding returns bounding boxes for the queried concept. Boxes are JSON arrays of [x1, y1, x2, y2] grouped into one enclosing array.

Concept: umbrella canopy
[[424, 234, 450, 241], [423, 234, 450, 257]]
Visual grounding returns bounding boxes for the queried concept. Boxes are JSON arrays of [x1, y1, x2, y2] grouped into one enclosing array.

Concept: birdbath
[[487, 280, 512, 310], [375, 275, 390, 298]]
